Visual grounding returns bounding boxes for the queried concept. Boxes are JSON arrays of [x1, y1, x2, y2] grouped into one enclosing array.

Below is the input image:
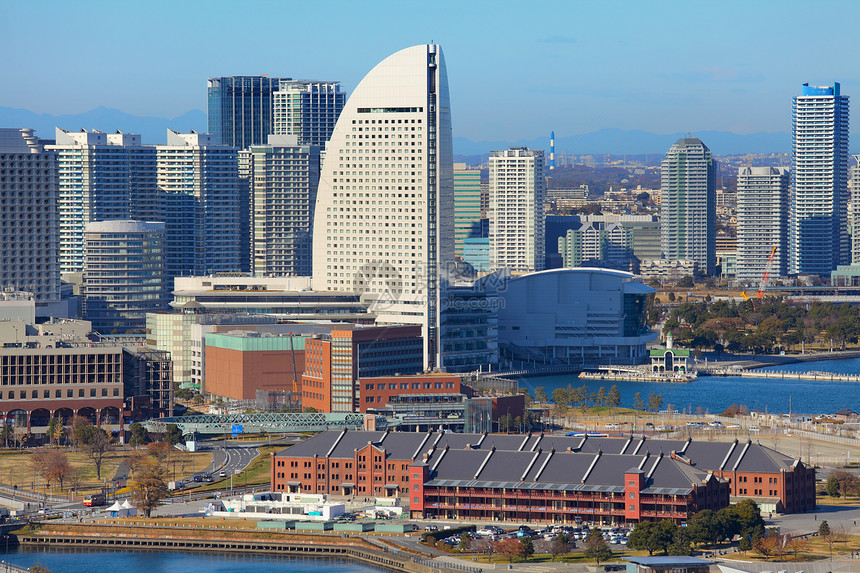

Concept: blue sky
[[1, 0, 857, 142]]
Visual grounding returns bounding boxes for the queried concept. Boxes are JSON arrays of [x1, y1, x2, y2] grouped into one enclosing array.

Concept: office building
[[440, 275, 500, 372], [301, 324, 424, 413], [47, 128, 157, 274], [145, 312, 278, 389], [497, 268, 656, 368], [272, 80, 346, 148], [242, 135, 320, 277], [462, 237, 490, 272], [83, 220, 167, 334], [790, 83, 850, 274], [736, 167, 790, 281], [311, 44, 455, 370], [453, 163, 482, 258], [156, 130, 242, 278], [489, 147, 546, 273], [207, 76, 291, 148], [0, 129, 61, 312], [660, 137, 716, 276], [204, 329, 310, 401]]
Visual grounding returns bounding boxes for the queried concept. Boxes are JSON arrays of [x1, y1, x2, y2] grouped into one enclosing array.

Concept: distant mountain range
[[453, 128, 800, 157], [0, 106, 206, 144], [3, 106, 855, 156]]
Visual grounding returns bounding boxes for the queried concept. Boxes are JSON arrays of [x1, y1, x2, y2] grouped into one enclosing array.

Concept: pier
[[706, 369, 860, 382]]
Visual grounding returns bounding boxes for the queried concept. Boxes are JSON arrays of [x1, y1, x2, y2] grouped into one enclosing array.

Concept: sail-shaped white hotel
[[311, 44, 455, 369]]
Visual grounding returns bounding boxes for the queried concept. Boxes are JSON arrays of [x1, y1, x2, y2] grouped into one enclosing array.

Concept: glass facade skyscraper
[[207, 76, 291, 148], [790, 82, 850, 275], [272, 80, 346, 149], [84, 220, 167, 334]]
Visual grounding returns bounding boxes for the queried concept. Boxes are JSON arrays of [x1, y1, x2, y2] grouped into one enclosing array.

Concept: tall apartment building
[[156, 129, 242, 278], [557, 221, 633, 269], [207, 76, 291, 148], [272, 80, 346, 149], [488, 147, 546, 273], [0, 129, 61, 312], [790, 83, 850, 275], [851, 155, 860, 264], [241, 135, 320, 276], [660, 137, 716, 276], [47, 128, 156, 273], [84, 220, 167, 334], [311, 44, 455, 369], [736, 167, 790, 281], [453, 163, 483, 258]]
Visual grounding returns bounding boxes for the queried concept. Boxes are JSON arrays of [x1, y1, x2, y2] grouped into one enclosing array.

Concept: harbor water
[[515, 357, 860, 415], [5, 547, 387, 573]]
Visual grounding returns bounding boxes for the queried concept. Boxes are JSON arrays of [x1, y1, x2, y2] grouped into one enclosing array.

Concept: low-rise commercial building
[[170, 275, 371, 322]]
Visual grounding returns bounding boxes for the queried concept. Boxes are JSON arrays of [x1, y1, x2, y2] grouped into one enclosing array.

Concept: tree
[[534, 386, 548, 404], [826, 476, 841, 497], [459, 532, 470, 552], [667, 527, 692, 556], [43, 450, 71, 490], [68, 466, 85, 494], [582, 528, 612, 565], [496, 537, 528, 563], [0, 422, 13, 448], [627, 520, 669, 556], [829, 470, 858, 498], [551, 387, 569, 409], [46, 417, 64, 447], [70, 415, 92, 449], [606, 385, 621, 414], [676, 276, 695, 288], [147, 441, 174, 468], [687, 509, 725, 547], [785, 536, 809, 559], [632, 392, 645, 411], [647, 391, 664, 412], [77, 425, 112, 479], [471, 537, 496, 561], [174, 387, 194, 401], [818, 520, 847, 559], [129, 459, 168, 518], [302, 406, 318, 413], [518, 537, 534, 560], [129, 422, 150, 447], [163, 423, 183, 446], [544, 534, 573, 562]]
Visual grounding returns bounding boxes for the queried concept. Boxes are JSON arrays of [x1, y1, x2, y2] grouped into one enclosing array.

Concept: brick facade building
[[271, 431, 814, 519]]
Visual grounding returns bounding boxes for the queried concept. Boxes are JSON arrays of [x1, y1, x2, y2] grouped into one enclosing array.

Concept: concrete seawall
[[15, 529, 482, 573]]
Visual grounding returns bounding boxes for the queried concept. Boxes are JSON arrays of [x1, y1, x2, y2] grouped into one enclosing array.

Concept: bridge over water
[[143, 412, 400, 435]]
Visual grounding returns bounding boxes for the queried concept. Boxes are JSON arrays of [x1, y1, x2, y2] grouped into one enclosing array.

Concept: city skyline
[[2, 0, 858, 146]]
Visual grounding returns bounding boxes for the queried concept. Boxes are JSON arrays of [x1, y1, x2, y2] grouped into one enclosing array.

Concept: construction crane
[[741, 246, 777, 300]]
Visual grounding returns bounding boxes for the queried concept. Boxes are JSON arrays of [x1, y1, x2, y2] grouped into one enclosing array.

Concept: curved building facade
[[84, 220, 167, 333], [311, 44, 455, 369], [497, 268, 656, 368]]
